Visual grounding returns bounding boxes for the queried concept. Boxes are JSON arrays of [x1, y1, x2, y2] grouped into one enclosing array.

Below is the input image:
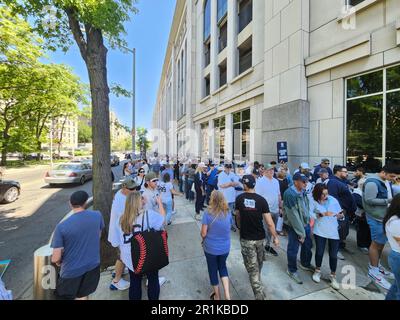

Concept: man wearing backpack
[[363, 165, 399, 290]]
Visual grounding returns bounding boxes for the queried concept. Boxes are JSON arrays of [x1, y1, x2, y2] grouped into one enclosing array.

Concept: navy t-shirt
[[51, 210, 104, 279]]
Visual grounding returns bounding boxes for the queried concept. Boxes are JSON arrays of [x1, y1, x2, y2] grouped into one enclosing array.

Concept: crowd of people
[[50, 155, 400, 301]]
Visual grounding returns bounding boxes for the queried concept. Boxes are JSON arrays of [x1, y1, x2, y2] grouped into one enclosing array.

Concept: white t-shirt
[[217, 171, 237, 204], [142, 187, 160, 212], [133, 176, 146, 193], [245, 166, 253, 175], [108, 190, 127, 247], [386, 216, 400, 253], [255, 176, 280, 213], [118, 210, 165, 272], [142, 163, 150, 175], [158, 182, 174, 203], [312, 196, 342, 240]]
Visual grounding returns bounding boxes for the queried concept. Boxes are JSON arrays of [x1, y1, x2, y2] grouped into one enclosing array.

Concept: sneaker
[[337, 251, 345, 260], [379, 265, 395, 280], [312, 271, 321, 283], [358, 247, 369, 255], [287, 270, 303, 284], [195, 213, 201, 221], [265, 245, 278, 257], [172, 210, 177, 215], [329, 275, 340, 290], [109, 278, 130, 291], [146, 276, 167, 287], [299, 264, 315, 272], [368, 269, 392, 290]]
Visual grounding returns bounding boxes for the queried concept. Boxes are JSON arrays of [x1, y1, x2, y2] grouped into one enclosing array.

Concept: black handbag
[[124, 211, 169, 275]]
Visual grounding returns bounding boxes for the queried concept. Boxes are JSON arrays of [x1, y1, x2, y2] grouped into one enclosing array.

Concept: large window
[[233, 109, 250, 162], [218, 20, 228, 53], [204, 75, 211, 97], [346, 65, 400, 172], [217, 0, 228, 22], [204, 40, 211, 67], [201, 122, 209, 159], [214, 117, 226, 162], [346, 0, 365, 6], [238, 37, 252, 75], [238, 0, 252, 33], [219, 60, 227, 87], [204, 0, 211, 41]]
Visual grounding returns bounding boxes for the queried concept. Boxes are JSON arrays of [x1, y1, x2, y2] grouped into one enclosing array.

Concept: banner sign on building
[[277, 142, 288, 163]]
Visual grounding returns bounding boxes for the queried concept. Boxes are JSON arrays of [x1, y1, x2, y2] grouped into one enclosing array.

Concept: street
[[0, 163, 123, 299]]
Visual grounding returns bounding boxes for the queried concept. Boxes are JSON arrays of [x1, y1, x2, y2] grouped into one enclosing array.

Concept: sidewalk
[[92, 194, 388, 300]]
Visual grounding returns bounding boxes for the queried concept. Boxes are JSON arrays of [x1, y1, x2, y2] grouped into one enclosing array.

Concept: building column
[[227, 0, 237, 82], [209, 119, 215, 161], [210, 0, 218, 92], [225, 113, 233, 162], [252, 0, 265, 66]]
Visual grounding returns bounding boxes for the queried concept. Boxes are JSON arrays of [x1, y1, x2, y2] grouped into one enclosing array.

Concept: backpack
[[123, 211, 169, 275]]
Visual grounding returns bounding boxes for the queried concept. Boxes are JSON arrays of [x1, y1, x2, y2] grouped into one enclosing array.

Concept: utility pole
[[132, 48, 136, 156]]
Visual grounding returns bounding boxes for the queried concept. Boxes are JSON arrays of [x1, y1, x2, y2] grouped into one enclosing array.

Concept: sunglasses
[[139, 171, 145, 173], [150, 179, 159, 183]]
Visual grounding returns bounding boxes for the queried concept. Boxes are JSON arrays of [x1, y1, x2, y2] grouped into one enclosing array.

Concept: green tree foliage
[[136, 127, 150, 158]]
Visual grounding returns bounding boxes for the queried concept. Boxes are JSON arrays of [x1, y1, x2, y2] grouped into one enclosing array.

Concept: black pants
[[195, 189, 205, 214], [338, 213, 350, 249], [356, 214, 372, 248], [206, 185, 215, 205], [314, 235, 340, 273]]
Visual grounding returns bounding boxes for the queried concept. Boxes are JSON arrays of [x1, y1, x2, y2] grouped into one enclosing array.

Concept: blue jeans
[[128, 270, 159, 300], [386, 250, 400, 300], [228, 203, 235, 227], [179, 178, 184, 193], [204, 251, 229, 286], [314, 234, 340, 273], [163, 201, 173, 224], [287, 225, 313, 273]]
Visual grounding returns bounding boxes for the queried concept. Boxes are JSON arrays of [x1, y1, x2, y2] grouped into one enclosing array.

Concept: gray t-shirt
[[142, 187, 160, 212]]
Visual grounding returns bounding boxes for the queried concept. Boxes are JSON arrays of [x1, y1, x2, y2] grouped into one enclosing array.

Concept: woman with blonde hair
[[117, 191, 166, 300], [201, 190, 232, 300], [194, 163, 207, 220]]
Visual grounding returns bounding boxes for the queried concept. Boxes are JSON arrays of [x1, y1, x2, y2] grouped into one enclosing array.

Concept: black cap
[[293, 172, 308, 183], [70, 191, 89, 206], [240, 175, 256, 189]]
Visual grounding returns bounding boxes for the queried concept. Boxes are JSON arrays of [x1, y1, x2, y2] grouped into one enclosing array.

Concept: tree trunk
[[85, 29, 116, 269], [1, 125, 11, 166]]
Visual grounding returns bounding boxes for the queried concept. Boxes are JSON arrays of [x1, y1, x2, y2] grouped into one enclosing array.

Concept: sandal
[[209, 292, 216, 300]]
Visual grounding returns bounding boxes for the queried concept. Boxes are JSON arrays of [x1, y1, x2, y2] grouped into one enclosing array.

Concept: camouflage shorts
[[240, 239, 266, 300]]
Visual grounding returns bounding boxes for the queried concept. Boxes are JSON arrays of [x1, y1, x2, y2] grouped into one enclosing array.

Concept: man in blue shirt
[[205, 163, 219, 204], [51, 191, 104, 300], [312, 158, 333, 183]]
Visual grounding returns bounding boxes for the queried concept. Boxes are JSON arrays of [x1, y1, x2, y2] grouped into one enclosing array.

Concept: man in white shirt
[[218, 163, 240, 232], [108, 178, 138, 291], [255, 164, 282, 256]]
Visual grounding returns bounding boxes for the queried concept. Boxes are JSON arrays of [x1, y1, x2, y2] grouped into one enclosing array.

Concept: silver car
[[44, 163, 93, 186]]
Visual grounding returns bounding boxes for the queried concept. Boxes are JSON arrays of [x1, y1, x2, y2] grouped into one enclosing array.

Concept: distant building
[[44, 116, 78, 151]]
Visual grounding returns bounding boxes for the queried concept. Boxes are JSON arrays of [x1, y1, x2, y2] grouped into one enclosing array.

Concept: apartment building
[[45, 116, 78, 150], [152, 0, 400, 171]]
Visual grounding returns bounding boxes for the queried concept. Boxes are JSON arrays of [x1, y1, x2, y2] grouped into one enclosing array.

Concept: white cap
[[300, 162, 311, 169], [198, 162, 206, 168]]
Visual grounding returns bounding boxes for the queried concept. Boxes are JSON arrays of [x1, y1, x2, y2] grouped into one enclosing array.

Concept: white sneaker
[[146, 276, 167, 287], [110, 278, 130, 291], [312, 271, 321, 283], [379, 265, 395, 280], [329, 275, 340, 290], [337, 251, 345, 260], [368, 269, 392, 290]]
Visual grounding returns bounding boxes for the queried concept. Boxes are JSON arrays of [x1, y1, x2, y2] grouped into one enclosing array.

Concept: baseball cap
[[300, 162, 311, 170], [224, 163, 233, 168], [265, 163, 275, 171], [321, 158, 330, 163], [121, 177, 139, 190], [240, 175, 256, 189], [293, 172, 308, 183], [318, 168, 329, 175], [198, 162, 206, 168], [145, 172, 158, 182], [70, 190, 89, 206]]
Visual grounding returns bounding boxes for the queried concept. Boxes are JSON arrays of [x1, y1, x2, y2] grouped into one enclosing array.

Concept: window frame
[[345, 63, 400, 171]]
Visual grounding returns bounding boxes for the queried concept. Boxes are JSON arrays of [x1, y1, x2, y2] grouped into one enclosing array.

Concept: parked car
[[110, 154, 120, 167], [0, 179, 21, 204], [44, 163, 93, 186]]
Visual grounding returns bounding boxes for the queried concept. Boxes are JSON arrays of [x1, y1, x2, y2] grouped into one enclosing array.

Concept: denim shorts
[[366, 216, 388, 245]]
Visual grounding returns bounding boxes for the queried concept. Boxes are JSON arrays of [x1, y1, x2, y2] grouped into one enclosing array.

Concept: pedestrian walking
[[311, 184, 343, 290], [284, 173, 314, 285], [158, 172, 183, 225], [255, 164, 282, 256], [201, 191, 232, 300], [108, 178, 139, 291], [142, 172, 161, 212], [194, 163, 207, 220], [383, 194, 400, 300], [235, 175, 279, 300], [218, 163, 240, 232], [117, 192, 166, 300], [363, 165, 399, 290], [51, 191, 104, 300]]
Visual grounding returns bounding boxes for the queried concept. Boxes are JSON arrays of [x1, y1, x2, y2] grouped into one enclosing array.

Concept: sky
[[46, 0, 176, 131]]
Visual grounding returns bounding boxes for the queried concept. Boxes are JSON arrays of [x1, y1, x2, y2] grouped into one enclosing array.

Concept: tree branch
[[65, 8, 88, 62]]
